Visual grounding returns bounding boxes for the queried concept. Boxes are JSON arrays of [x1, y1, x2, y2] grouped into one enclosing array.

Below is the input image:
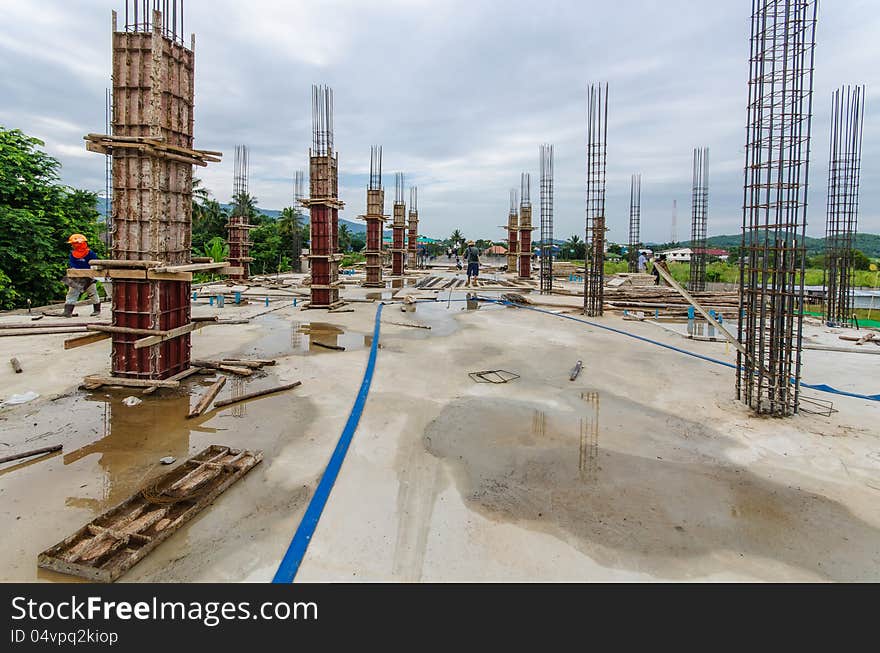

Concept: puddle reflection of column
[[579, 392, 600, 482], [63, 393, 192, 514], [230, 377, 247, 418], [292, 321, 304, 352], [531, 410, 546, 437]]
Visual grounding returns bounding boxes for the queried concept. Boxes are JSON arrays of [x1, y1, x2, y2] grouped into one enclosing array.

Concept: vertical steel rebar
[[737, 0, 818, 417], [689, 147, 709, 292], [539, 144, 554, 294], [628, 174, 641, 273], [823, 85, 865, 326], [584, 82, 608, 316]]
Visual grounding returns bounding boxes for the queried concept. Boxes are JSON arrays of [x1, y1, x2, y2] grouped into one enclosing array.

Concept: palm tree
[[449, 229, 464, 250], [565, 235, 584, 260], [338, 223, 352, 253], [279, 206, 304, 271], [231, 192, 258, 219]]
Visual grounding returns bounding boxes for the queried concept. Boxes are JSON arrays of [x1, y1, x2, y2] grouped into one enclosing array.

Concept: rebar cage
[[688, 147, 709, 292], [539, 144, 554, 294], [628, 174, 641, 273], [584, 82, 608, 316], [737, 0, 817, 416]]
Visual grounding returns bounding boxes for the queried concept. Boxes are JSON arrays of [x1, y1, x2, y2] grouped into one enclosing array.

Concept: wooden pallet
[[37, 445, 262, 582]]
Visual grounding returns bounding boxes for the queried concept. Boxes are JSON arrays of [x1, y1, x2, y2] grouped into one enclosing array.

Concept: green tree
[[0, 127, 105, 309], [563, 235, 585, 260], [853, 249, 871, 271], [192, 198, 228, 254], [449, 229, 463, 248], [339, 223, 352, 252]]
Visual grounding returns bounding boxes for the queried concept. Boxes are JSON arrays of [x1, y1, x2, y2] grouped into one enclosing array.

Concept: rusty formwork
[[407, 186, 419, 270], [361, 147, 387, 288], [84, 7, 220, 380], [390, 173, 406, 276], [518, 173, 534, 279]]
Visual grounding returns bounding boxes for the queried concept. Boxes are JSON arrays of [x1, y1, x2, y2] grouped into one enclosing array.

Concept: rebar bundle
[[123, 0, 186, 44], [232, 144, 249, 214], [628, 174, 641, 273], [823, 85, 865, 326], [291, 170, 305, 273], [518, 173, 533, 279], [671, 200, 678, 246], [584, 82, 608, 316], [539, 144, 554, 294], [395, 173, 405, 205], [369, 145, 382, 191], [737, 0, 817, 417], [689, 147, 709, 292], [312, 85, 334, 156], [409, 186, 418, 212]]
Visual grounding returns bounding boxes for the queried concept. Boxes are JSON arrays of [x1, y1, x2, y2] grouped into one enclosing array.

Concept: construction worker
[[63, 234, 101, 318], [638, 250, 648, 273], [463, 239, 481, 287], [652, 254, 669, 286]]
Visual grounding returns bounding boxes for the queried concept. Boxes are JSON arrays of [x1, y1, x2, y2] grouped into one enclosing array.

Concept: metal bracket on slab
[[468, 370, 520, 384]]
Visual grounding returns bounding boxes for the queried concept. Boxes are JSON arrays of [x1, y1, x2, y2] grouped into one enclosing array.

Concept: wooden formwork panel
[[38, 446, 262, 583], [393, 203, 406, 227], [367, 189, 384, 216], [111, 280, 191, 379], [112, 31, 194, 148], [111, 154, 192, 263], [520, 206, 532, 228], [309, 154, 338, 198]]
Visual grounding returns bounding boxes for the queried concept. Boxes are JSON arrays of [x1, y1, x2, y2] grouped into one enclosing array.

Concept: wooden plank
[[213, 381, 302, 409], [146, 271, 193, 282], [89, 325, 164, 336], [68, 268, 147, 280], [219, 266, 244, 276], [153, 262, 229, 273], [64, 332, 111, 351], [37, 445, 261, 582], [142, 367, 202, 395], [90, 260, 161, 269], [133, 323, 197, 349], [82, 375, 180, 389], [0, 444, 62, 465], [1, 328, 88, 337], [187, 376, 227, 418]]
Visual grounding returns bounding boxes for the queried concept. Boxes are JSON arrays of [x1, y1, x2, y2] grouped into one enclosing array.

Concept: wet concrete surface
[[0, 369, 319, 582], [422, 393, 880, 581]]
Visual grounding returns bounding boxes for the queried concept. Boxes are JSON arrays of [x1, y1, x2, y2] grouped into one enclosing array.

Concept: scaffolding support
[[737, 0, 818, 416], [518, 173, 534, 279]]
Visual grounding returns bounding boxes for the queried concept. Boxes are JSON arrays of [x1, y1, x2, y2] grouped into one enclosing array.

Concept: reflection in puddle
[[579, 392, 600, 482], [62, 393, 195, 514], [292, 322, 371, 353], [230, 377, 247, 419]]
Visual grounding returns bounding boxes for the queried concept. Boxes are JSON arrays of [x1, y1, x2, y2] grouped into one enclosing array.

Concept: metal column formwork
[[518, 173, 534, 279], [823, 85, 865, 327], [584, 82, 608, 317], [85, 1, 221, 379], [737, 0, 818, 416], [407, 187, 419, 270], [391, 173, 406, 276], [361, 146, 386, 287], [688, 147, 709, 292], [301, 85, 345, 309], [539, 144, 554, 295], [627, 174, 641, 273]]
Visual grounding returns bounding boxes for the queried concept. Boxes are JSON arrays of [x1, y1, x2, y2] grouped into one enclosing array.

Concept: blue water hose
[[272, 302, 385, 583]]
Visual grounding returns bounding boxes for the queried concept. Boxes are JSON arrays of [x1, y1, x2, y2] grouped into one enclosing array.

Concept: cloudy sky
[[1, 0, 878, 243]]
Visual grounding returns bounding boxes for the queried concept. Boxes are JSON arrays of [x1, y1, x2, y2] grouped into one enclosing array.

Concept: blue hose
[[272, 302, 385, 583], [486, 298, 879, 403]]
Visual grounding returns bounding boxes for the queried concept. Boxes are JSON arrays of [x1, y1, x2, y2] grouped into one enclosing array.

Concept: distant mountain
[[648, 233, 880, 258], [97, 197, 365, 234]]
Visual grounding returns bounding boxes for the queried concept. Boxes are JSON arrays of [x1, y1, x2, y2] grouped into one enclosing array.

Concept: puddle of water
[[0, 375, 319, 581], [421, 393, 880, 581], [293, 321, 371, 353]]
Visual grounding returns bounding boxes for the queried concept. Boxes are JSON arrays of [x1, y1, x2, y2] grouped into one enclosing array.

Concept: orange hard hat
[[68, 233, 87, 244]]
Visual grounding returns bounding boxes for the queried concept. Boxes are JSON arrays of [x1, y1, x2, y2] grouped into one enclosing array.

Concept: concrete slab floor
[[0, 273, 878, 582]]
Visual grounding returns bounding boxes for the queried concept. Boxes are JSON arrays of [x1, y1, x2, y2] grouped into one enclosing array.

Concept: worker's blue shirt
[[69, 250, 98, 269]]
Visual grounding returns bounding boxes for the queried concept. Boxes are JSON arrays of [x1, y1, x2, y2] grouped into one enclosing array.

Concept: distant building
[[658, 247, 729, 262]]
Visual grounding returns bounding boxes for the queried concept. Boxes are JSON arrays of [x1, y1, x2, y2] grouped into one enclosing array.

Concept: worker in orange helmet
[[63, 234, 101, 318]]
